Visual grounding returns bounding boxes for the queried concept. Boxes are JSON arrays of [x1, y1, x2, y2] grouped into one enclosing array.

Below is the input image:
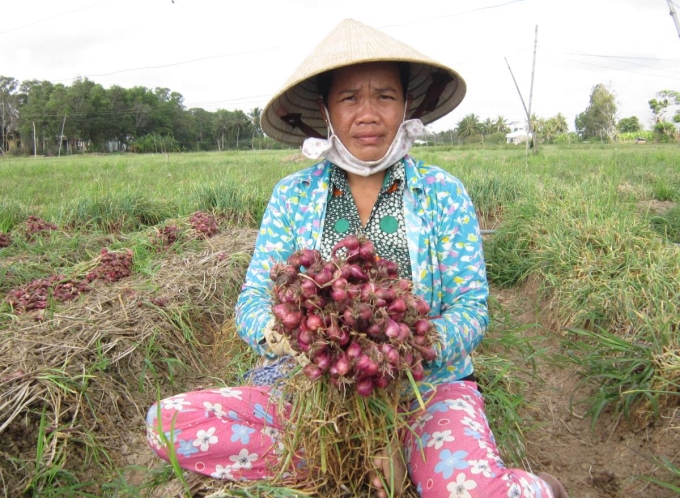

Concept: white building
[[505, 130, 533, 145]]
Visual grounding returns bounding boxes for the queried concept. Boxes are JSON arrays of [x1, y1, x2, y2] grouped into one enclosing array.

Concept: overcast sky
[[3, 0, 679, 132]]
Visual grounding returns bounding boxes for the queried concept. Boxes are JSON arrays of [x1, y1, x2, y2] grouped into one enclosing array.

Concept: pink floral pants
[[146, 381, 554, 497]]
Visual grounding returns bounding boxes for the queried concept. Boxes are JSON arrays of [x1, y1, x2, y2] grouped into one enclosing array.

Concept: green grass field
[[0, 144, 678, 496]]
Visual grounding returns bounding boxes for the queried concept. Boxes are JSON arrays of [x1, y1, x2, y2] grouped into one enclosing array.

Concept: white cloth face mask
[[301, 105, 426, 177]]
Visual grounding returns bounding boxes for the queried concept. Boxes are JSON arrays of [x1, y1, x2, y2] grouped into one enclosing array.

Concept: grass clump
[[464, 174, 527, 229], [63, 191, 176, 233], [561, 327, 661, 427], [649, 205, 680, 244], [637, 455, 680, 494], [190, 179, 269, 227], [484, 183, 680, 426], [474, 294, 543, 468], [0, 198, 29, 232], [652, 179, 679, 202]]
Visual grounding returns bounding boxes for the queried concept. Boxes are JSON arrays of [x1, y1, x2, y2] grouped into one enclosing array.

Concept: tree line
[[573, 85, 679, 143], [1, 75, 678, 155], [0, 75, 279, 155], [431, 85, 679, 146]]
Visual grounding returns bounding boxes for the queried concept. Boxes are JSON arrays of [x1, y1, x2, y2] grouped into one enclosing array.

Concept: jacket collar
[[294, 155, 426, 195]]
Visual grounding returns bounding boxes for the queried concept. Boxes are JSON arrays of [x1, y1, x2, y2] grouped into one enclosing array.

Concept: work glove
[[263, 318, 309, 366]]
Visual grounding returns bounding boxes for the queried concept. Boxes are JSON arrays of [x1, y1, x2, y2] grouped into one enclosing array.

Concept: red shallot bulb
[[356, 377, 374, 397]]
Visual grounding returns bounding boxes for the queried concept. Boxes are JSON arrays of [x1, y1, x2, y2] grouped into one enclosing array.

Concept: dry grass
[[0, 228, 257, 495]]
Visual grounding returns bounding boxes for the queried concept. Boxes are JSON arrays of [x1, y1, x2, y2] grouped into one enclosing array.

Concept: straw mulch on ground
[[0, 228, 258, 496]]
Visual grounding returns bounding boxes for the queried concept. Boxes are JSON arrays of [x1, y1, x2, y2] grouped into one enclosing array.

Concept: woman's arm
[[235, 183, 298, 357], [428, 178, 489, 371]]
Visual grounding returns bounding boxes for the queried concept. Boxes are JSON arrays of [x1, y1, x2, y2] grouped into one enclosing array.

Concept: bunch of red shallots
[[269, 235, 437, 397]]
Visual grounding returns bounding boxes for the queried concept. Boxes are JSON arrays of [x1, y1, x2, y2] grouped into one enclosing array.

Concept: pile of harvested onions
[[269, 235, 436, 496]]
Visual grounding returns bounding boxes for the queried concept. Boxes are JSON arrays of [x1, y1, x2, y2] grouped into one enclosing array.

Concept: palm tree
[[541, 119, 559, 143], [480, 117, 495, 144], [214, 110, 230, 151], [529, 113, 541, 135], [228, 111, 252, 149], [481, 118, 495, 133], [552, 113, 569, 134], [248, 107, 262, 149], [494, 115, 510, 134], [456, 114, 481, 139]]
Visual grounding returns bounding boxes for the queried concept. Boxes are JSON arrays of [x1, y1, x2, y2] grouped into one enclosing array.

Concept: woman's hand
[[263, 319, 309, 365], [368, 439, 407, 497]]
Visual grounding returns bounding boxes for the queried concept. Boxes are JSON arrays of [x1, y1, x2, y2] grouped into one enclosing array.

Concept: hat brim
[[261, 20, 466, 146]]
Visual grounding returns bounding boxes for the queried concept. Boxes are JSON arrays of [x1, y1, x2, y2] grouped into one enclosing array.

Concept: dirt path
[[494, 287, 679, 498]]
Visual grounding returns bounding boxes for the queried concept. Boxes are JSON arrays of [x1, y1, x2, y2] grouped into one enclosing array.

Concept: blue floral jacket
[[235, 156, 489, 385]]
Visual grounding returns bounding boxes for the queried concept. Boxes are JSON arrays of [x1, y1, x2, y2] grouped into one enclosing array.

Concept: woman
[[146, 19, 568, 498]]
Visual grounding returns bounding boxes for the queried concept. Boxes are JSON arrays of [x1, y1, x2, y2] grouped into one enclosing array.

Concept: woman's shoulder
[[404, 156, 466, 192], [273, 161, 331, 191]]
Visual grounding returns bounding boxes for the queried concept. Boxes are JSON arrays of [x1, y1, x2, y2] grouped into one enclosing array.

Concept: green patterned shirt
[[320, 162, 412, 279]]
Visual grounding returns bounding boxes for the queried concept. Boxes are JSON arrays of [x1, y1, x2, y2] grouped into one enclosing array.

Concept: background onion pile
[[6, 248, 133, 313]]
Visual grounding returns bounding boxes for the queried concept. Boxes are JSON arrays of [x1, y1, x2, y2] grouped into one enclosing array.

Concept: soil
[[636, 200, 677, 215], [493, 287, 679, 498]]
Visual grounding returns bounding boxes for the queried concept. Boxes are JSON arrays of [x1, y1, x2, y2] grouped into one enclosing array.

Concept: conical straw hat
[[261, 18, 466, 146]]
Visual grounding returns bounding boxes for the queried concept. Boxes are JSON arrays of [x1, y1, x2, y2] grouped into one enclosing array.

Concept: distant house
[[505, 130, 532, 145], [5, 131, 21, 152], [107, 141, 127, 152]]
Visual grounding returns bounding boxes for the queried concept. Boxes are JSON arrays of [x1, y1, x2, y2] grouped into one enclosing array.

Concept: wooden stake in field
[[504, 59, 530, 164]]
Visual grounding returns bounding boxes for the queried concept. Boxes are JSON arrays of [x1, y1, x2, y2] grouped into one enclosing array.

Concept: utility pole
[[58, 115, 66, 157], [505, 25, 540, 157], [32, 121, 37, 158], [667, 0, 680, 40], [527, 25, 539, 153]]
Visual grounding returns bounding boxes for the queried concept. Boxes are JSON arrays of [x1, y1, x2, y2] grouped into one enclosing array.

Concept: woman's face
[[325, 62, 406, 162]]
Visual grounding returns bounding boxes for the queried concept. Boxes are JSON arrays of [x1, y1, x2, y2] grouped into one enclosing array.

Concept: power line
[[539, 46, 680, 62], [535, 46, 680, 76], [564, 52, 680, 63], [185, 95, 271, 108], [191, 95, 270, 110], [47, 2, 522, 82], [0, 0, 112, 36], [533, 45, 680, 77], [596, 56, 680, 76], [562, 57, 680, 82], [13, 93, 271, 120], [378, 0, 524, 29], [51, 47, 282, 82]]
